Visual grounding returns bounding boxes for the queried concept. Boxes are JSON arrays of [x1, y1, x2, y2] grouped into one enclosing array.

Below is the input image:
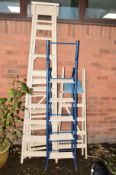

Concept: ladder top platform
[[32, 2, 59, 7]]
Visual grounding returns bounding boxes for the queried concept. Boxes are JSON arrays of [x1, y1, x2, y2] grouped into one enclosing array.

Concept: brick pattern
[[0, 19, 116, 143]]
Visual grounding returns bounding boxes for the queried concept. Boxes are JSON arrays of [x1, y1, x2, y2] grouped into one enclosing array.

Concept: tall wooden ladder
[[21, 2, 59, 163], [45, 41, 80, 170]]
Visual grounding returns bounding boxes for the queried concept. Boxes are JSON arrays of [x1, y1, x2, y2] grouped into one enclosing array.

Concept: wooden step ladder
[[21, 2, 59, 163]]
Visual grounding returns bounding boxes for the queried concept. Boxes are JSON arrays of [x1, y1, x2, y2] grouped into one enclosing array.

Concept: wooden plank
[[24, 151, 46, 157], [50, 133, 73, 141], [32, 70, 46, 77], [31, 125, 46, 130], [25, 135, 46, 142], [26, 120, 46, 125], [30, 115, 46, 119], [50, 79, 74, 83], [58, 143, 86, 149], [36, 25, 52, 31], [50, 115, 74, 122], [32, 78, 46, 85], [50, 152, 73, 159], [32, 87, 46, 92], [32, 37, 52, 41], [30, 108, 46, 114], [30, 104, 46, 109], [50, 98, 74, 103], [33, 20, 52, 24]]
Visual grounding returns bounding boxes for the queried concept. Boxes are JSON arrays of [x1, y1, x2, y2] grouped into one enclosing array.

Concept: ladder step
[[32, 37, 52, 41], [49, 116, 86, 122], [31, 125, 46, 130], [32, 78, 46, 85], [30, 104, 46, 109], [50, 133, 73, 141], [33, 87, 46, 92], [32, 70, 46, 77], [33, 19, 52, 24], [50, 78, 74, 83], [26, 120, 46, 125], [30, 115, 46, 119], [50, 152, 73, 159], [50, 115, 74, 122], [50, 98, 74, 103], [31, 54, 52, 59], [59, 143, 86, 149], [24, 135, 46, 143], [36, 25, 52, 31], [30, 108, 46, 114], [24, 151, 46, 157], [31, 54, 46, 59]]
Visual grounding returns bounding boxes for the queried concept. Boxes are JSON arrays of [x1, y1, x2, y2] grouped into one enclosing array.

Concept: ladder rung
[[32, 37, 52, 41], [31, 54, 46, 59], [33, 19, 52, 24], [50, 152, 73, 159], [30, 108, 46, 114], [31, 54, 52, 59], [50, 133, 73, 141], [30, 104, 46, 109], [24, 135, 46, 142], [50, 98, 74, 103], [36, 25, 52, 31], [32, 19, 52, 25], [24, 151, 46, 157], [50, 115, 74, 122], [50, 78, 74, 83], [32, 70, 46, 77], [31, 125, 46, 130], [31, 94, 46, 97], [30, 115, 46, 119], [32, 78, 46, 85], [26, 120, 46, 125], [58, 143, 86, 149], [32, 87, 46, 92]]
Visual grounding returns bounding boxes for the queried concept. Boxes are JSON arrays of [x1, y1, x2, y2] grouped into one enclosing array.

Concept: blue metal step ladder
[[45, 41, 80, 170]]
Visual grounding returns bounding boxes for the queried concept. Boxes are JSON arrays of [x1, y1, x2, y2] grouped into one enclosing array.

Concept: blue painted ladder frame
[[45, 41, 80, 170]]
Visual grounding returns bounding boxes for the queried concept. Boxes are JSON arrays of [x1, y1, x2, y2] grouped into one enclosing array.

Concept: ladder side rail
[[82, 67, 87, 159], [46, 40, 51, 170], [51, 10, 58, 163], [21, 5, 38, 163], [73, 41, 79, 170]]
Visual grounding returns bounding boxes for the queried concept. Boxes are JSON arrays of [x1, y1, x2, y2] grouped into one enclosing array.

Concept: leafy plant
[[89, 144, 116, 175], [0, 77, 32, 149]]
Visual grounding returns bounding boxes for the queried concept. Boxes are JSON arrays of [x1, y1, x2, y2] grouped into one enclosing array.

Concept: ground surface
[[0, 144, 115, 175], [0, 147, 92, 175]]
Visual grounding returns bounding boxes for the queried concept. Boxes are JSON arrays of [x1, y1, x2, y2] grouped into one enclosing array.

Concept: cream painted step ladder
[[58, 68, 87, 159], [21, 2, 59, 163]]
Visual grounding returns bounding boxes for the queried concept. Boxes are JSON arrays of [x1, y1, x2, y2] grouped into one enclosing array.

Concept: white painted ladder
[[21, 2, 59, 163]]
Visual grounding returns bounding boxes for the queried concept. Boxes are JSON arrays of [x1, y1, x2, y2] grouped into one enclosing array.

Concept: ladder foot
[[45, 157, 49, 171]]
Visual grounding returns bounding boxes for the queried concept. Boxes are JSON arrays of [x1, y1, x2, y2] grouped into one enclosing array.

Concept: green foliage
[[0, 77, 32, 148], [104, 152, 116, 175], [89, 144, 116, 175]]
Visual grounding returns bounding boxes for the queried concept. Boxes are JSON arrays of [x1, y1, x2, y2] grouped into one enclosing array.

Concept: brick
[[0, 19, 116, 143], [99, 49, 110, 54]]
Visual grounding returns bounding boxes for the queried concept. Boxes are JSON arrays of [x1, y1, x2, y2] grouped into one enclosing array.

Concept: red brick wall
[[0, 19, 116, 143]]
